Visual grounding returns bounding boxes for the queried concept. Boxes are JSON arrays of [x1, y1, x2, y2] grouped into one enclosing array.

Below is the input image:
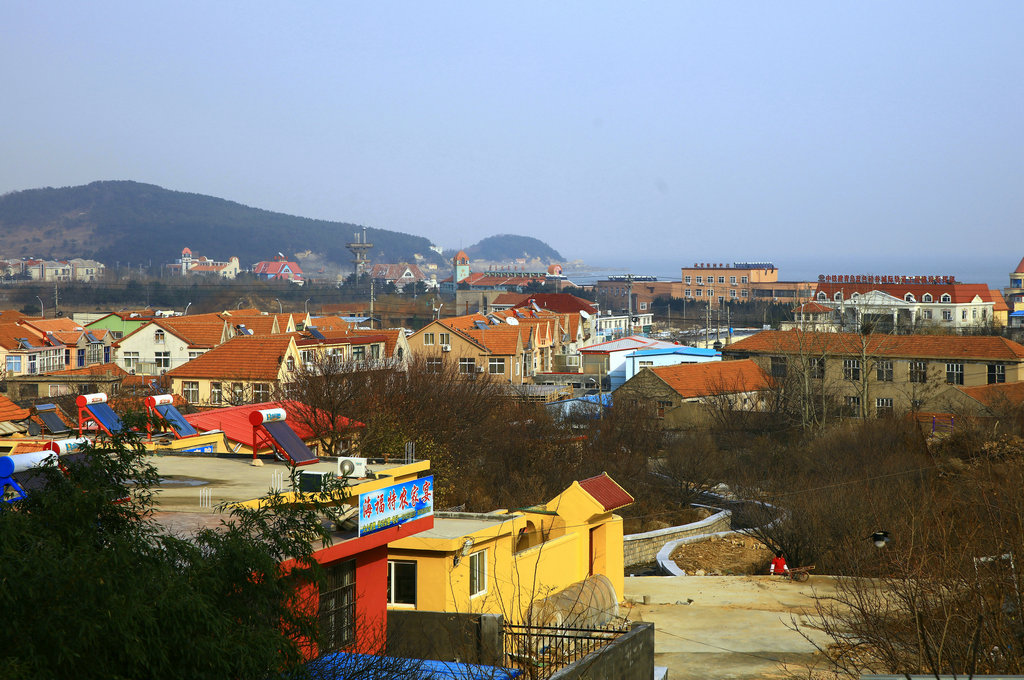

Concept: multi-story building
[[679, 262, 815, 304], [165, 336, 301, 406], [1005, 255, 1024, 316], [722, 330, 1024, 416], [812, 274, 1007, 332], [594, 277, 684, 314]]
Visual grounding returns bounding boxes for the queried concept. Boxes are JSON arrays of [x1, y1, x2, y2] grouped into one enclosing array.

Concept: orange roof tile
[[165, 336, 294, 381], [649, 359, 771, 398], [0, 310, 36, 324], [47, 362, 128, 377], [988, 290, 1009, 312], [20, 318, 82, 333], [794, 301, 833, 314], [723, 330, 1024, 361], [1014, 256, 1024, 275], [0, 323, 45, 350], [459, 326, 523, 355], [956, 382, 1024, 410], [348, 329, 402, 356], [0, 395, 30, 422], [158, 318, 229, 348], [814, 281, 993, 304]]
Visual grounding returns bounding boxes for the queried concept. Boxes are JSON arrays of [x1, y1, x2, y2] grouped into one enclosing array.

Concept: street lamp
[[184, 301, 192, 316], [304, 298, 310, 316], [274, 298, 282, 314], [35, 296, 44, 318]]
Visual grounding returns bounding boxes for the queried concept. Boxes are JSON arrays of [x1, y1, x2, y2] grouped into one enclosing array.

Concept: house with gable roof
[[409, 318, 531, 384], [616, 359, 772, 429], [252, 254, 304, 283], [113, 317, 232, 376], [165, 335, 301, 406]]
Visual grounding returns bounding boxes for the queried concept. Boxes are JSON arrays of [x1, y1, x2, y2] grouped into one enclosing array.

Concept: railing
[[503, 623, 628, 677]]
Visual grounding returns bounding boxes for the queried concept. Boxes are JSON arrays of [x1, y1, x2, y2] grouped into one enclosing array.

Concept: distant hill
[[462, 234, 563, 263], [0, 181, 446, 271]]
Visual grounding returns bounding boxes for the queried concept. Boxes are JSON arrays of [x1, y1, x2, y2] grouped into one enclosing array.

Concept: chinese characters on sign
[[358, 476, 434, 537], [817, 274, 956, 285]]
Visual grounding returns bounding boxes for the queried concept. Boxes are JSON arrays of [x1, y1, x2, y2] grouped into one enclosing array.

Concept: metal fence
[[503, 623, 628, 677]]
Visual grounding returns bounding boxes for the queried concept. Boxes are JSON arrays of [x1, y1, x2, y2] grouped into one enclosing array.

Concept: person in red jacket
[[769, 551, 789, 576]]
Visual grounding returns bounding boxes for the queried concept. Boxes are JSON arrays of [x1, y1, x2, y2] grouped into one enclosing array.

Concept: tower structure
[[346, 228, 373, 277], [453, 250, 470, 283]]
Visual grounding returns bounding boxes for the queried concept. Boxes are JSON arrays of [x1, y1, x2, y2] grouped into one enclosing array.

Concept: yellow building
[[386, 473, 633, 625]]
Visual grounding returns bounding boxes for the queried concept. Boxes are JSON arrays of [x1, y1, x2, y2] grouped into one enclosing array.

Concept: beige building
[[680, 262, 814, 304], [165, 336, 301, 406]]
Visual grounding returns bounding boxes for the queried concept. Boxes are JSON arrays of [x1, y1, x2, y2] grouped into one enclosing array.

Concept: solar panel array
[[262, 421, 318, 466], [85, 402, 124, 434], [155, 404, 199, 437]]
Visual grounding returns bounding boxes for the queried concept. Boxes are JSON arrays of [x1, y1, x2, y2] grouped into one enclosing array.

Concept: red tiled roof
[[989, 290, 1009, 312], [183, 400, 363, 448], [814, 281, 993, 304], [369, 263, 427, 281], [724, 330, 1024, 361], [649, 359, 771, 398], [956, 382, 1024, 410], [0, 310, 36, 324], [0, 323, 44, 350], [48, 362, 128, 377], [348, 329, 402, 356], [1014, 256, 1024, 275], [794, 301, 833, 314], [578, 473, 634, 512], [460, 326, 523, 355], [0, 395, 30, 422], [159, 318, 229, 348], [492, 293, 598, 315], [165, 336, 294, 380]]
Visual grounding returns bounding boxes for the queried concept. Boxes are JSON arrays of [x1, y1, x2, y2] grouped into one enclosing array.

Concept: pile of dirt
[[669, 534, 772, 575]]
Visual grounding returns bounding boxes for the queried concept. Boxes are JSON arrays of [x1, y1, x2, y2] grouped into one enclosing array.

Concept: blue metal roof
[[627, 346, 720, 358], [306, 653, 522, 679], [1010, 310, 1024, 317]]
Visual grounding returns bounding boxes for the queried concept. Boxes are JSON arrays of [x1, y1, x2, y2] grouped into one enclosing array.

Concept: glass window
[[909, 361, 927, 383], [320, 558, 356, 652], [182, 381, 199, 403], [6, 356, 22, 373], [923, 293, 933, 302], [657, 400, 672, 418], [488, 358, 505, 374], [469, 550, 487, 597], [876, 398, 894, 416], [741, 276, 748, 284], [876, 360, 893, 382], [388, 560, 417, 606], [684, 289, 691, 298], [123, 352, 139, 370], [684, 276, 691, 284], [696, 276, 703, 285], [439, 333, 450, 345], [845, 396, 861, 417], [730, 276, 737, 284], [843, 359, 861, 381], [423, 333, 435, 345], [352, 346, 365, 361], [718, 276, 725, 284], [941, 294, 951, 303], [210, 382, 222, 404], [946, 363, 964, 385], [459, 358, 475, 374], [770, 356, 787, 378], [252, 383, 270, 401], [695, 289, 702, 297], [809, 357, 824, 380], [155, 352, 170, 369], [988, 364, 1006, 384], [154, 329, 165, 344]]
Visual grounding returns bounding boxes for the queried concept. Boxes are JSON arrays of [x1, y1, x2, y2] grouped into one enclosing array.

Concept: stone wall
[[623, 509, 732, 567], [548, 622, 655, 680]]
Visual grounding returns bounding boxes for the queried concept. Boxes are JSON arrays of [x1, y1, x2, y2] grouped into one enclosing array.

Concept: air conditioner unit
[[337, 456, 368, 479], [475, 365, 484, 373], [440, 344, 452, 352]]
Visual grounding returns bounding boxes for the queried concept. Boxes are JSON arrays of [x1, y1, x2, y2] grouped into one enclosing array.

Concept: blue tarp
[[305, 653, 521, 679]]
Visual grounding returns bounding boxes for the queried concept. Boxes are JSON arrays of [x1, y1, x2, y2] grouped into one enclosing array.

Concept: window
[[656, 400, 672, 418], [834, 292, 843, 302], [809, 357, 824, 380], [155, 352, 170, 369], [489, 358, 505, 374], [876, 360, 893, 382], [684, 276, 691, 284], [940, 294, 951, 303], [730, 276, 737, 284], [252, 383, 270, 401], [684, 289, 691, 297], [741, 276, 748, 284], [352, 346, 365, 361], [188, 351, 202, 360], [154, 329, 165, 344], [923, 293, 933, 303], [286, 356, 295, 371], [232, 383, 244, 401], [426, 358, 442, 373], [695, 289, 702, 297], [962, 309, 968, 321], [27, 354, 37, 374], [988, 364, 1006, 384], [817, 292, 827, 301], [320, 559, 356, 652], [123, 351, 139, 371], [923, 310, 933, 320], [770, 356, 787, 378], [5, 356, 21, 373], [639, 360, 654, 367], [371, 344, 381, 360], [439, 333, 450, 345], [469, 550, 487, 597], [707, 289, 713, 297], [639, 302, 647, 310], [77, 348, 86, 367], [182, 381, 199, 403], [904, 293, 915, 302], [909, 361, 927, 383], [565, 355, 580, 367], [845, 396, 861, 417], [843, 359, 861, 381], [718, 276, 725, 284], [741, 289, 748, 298], [210, 382, 223, 404], [423, 333, 435, 345], [946, 362, 964, 385], [942, 310, 952, 321], [729, 289, 737, 298], [387, 560, 417, 606], [459, 358, 475, 374], [876, 398, 894, 416], [696, 276, 703, 285]]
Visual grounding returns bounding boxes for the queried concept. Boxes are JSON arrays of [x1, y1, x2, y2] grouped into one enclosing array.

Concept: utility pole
[[705, 305, 710, 348], [369, 277, 375, 329], [54, 281, 59, 318]]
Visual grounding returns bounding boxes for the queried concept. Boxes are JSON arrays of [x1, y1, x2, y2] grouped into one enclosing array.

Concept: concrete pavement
[[624, 575, 838, 679]]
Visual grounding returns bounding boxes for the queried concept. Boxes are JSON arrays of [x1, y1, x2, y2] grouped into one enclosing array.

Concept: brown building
[[679, 262, 815, 304]]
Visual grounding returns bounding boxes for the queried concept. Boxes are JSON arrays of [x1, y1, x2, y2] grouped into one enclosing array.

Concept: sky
[[2, 2, 1022, 284]]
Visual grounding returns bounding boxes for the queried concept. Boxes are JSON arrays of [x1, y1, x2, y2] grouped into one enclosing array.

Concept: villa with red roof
[[252, 254, 303, 283], [165, 336, 301, 406]]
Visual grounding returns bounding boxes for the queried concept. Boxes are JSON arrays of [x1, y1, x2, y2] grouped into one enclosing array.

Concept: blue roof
[[1010, 310, 1024, 317], [306, 653, 522, 679], [547, 393, 613, 407], [628, 346, 720, 358]]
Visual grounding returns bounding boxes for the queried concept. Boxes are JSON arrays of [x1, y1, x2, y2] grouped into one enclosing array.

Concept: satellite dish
[[339, 459, 355, 477], [505, 317, 519, 325], [579, 310, 591, 319]]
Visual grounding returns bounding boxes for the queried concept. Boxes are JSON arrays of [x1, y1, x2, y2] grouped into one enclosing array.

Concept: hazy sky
[[3, 2, 1022, 275]]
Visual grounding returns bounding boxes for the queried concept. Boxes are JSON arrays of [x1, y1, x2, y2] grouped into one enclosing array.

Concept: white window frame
[[182, 381, 199, 403], [469, 550, 487, 598], [423, 333, 435, 346], [488, 357, 505, 374], [387, 560, 417, 606]]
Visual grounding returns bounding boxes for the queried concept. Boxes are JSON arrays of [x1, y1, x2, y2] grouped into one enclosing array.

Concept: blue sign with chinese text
[[358, 476, 434, 537]]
